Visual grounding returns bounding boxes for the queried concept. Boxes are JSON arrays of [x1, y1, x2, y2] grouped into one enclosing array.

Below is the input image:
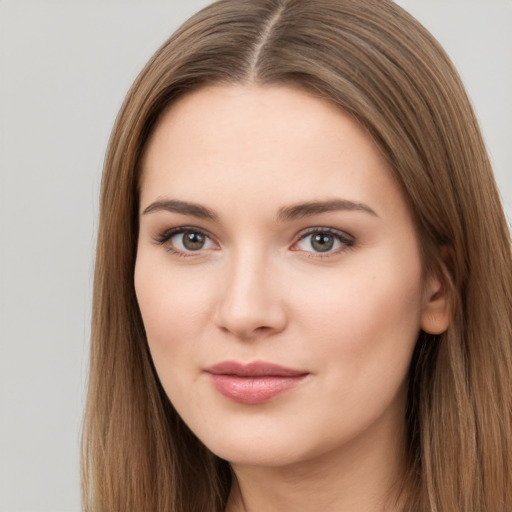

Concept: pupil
[[312, 234, 334, 252], [183, 232, 205, 250]]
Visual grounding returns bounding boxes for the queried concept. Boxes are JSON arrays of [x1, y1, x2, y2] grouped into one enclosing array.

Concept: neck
[[225, 399, 409, 512]]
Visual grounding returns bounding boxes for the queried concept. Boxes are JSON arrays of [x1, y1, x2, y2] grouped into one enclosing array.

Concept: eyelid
[[153, 226, 218, 255], [152, 225, 354, 257], [296, 227, 354, 242], [291, 227, 355, 255]]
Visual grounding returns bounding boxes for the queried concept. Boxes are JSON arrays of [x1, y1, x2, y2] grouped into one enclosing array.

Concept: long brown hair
[[81, 0, 512, 510]]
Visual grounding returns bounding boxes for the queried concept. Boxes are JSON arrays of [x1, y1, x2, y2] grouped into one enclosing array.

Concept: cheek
[[277, 254, 424, 449], [291, 251, 424, 374], [134, 255, 213, 369]]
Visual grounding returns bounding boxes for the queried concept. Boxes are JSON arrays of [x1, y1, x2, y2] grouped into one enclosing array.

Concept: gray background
[[0, 1, 511, 511]]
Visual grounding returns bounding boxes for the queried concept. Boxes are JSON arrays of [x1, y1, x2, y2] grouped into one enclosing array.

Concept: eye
[[155, 227, 217, 255], [293, 228, 354, 254]]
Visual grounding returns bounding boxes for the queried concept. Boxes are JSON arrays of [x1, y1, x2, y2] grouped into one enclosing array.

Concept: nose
[[214, 250, 288, 340]]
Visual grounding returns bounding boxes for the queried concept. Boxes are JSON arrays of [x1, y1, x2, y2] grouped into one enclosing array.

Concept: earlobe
[[420, 265, 454, 335]]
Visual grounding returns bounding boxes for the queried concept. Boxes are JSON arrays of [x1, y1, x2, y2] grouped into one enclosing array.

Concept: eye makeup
[[153, 224, 355, 260], [292, 227, 354, 255], [153, 226, 217, 257]]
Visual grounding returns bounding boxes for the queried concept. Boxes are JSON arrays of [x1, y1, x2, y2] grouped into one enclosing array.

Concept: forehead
[[139, 84, 406, 221]]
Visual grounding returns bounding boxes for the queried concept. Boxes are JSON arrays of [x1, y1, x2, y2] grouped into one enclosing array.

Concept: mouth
[[205, 360, 309, 404]]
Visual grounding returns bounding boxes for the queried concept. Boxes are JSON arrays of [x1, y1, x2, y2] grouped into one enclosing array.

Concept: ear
[[420, 253, 454, 335]]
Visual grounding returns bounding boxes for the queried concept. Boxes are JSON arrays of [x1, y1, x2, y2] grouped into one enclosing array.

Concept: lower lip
[[208, 374, 307, 404]]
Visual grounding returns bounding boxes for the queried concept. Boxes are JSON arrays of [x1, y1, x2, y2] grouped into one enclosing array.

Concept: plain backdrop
[[0, 1, 511, 511]]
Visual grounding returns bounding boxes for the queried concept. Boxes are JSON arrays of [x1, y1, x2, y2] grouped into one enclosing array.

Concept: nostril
[[214, 306, 287, 340], [213, 265, 288, 339]]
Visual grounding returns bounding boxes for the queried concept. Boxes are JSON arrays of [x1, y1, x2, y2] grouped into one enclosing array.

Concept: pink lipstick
[[205, 361, 308, 404]]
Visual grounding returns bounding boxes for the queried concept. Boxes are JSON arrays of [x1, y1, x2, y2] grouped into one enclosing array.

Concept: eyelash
[[293, 228, 355, 258], [153, 226, 355, 258], [153, 226, 217, 258]]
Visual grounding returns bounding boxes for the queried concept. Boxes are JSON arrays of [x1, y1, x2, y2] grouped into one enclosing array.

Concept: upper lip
[[206, 360, 308, 377]]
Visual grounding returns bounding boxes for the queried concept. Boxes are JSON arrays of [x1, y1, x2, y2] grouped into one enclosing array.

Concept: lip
[[205, 360, 309, 404]]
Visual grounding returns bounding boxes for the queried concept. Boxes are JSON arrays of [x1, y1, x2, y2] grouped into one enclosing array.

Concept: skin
[[135, 84, 451, 511]]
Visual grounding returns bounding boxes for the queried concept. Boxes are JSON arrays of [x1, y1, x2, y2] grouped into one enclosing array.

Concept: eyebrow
[[141, 198, 377, 221], [142, 199, 218, 220], [277, 199, 378, 221]]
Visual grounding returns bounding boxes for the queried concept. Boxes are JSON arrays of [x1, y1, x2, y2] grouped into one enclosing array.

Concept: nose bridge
[[215, 244, 286, 338]]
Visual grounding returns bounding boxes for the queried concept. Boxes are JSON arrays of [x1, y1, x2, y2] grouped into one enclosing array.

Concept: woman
[[81, 0, 512, 510]]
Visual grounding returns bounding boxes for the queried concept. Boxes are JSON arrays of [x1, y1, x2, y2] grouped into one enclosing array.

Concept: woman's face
[[135, 84, 448, 467]]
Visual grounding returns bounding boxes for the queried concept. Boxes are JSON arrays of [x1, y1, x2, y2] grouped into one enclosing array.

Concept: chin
[[187, 417, 311, 467], [189, 416, 351, 470], [209, 439, 309, 468]]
